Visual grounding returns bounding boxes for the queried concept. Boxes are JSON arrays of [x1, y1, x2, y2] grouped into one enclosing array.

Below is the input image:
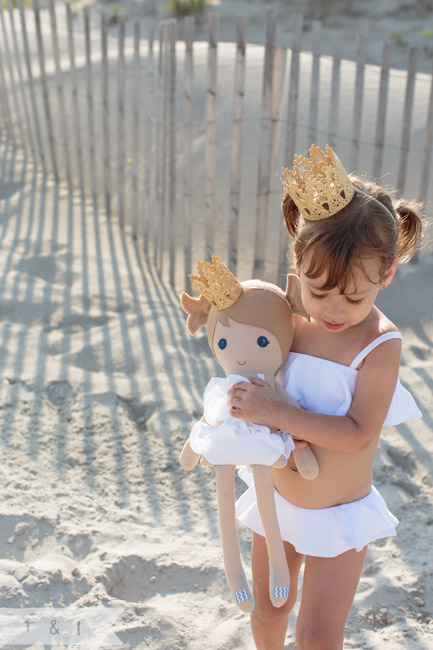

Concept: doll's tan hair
[[181, 277, 307, 362], [282, 175, 423, 292]]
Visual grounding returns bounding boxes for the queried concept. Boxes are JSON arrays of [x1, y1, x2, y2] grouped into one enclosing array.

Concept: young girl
[[228, 145, 423, 650]]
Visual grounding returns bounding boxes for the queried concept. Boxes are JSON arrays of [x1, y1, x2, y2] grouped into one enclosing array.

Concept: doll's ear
[[285, 274, 310, 320], [180, 292, 211, 335]]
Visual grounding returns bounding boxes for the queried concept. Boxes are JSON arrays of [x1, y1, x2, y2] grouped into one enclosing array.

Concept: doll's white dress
[[189, 374, 295, 466]]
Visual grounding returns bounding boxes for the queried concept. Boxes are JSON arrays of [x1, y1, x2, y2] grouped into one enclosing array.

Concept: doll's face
[[213, 317, 283, 377]]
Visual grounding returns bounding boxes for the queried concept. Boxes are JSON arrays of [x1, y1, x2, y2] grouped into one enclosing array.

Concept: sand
[[0, 1, 433, 648]]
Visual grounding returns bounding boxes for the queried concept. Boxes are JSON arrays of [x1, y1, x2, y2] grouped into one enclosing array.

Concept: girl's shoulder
[[353, 308, 402, 370], [362, 307, 400, 345]]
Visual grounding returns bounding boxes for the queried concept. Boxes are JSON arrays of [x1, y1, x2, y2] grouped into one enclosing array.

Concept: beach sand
[[0, 1, 433, 647]]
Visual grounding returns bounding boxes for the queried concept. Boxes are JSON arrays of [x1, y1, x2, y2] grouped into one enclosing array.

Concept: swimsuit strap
[[349, 332, 402, 369]]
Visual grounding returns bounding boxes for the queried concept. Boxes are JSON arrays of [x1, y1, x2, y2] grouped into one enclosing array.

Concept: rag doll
[[180, 255, 319, 612]]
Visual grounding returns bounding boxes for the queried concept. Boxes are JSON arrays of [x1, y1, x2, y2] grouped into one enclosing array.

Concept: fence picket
[[168, 19, 177, 287], [144, 20, 155, 248], [278, 13, 305, 284], [84, 6, 97, 211], [327, 29, 342, 149], [284, 12, 303, 166], [228, 15, 248, 277], [253, 9, 276, 278], [33, 0, 58, 182], [101, 13, 111, 218], [350, 35, 367, 172], [154, 22, 165, 268], [117, 16, 126, 227], [132, 18, 141, 237], [205, 13, 219, 262], [308, 20, 321, 145], [183, 16, 194, 292], [66, 2, 84, 199], [419, 58, 433, 201], [49, 0, 72, 190], [397, 47, 417, 192], [373, 41, 392, 180]]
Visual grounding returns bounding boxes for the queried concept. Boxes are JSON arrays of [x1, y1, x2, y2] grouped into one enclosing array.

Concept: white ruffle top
[[277, 332, 422, 425]]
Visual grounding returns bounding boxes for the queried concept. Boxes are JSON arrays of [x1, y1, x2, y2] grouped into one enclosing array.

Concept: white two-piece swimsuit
[[235, 332, 422, 558]]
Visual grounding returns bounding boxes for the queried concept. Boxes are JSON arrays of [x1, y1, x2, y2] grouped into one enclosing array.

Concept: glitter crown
[[189, 255, 243, 310], [282, 144, 355, 220]]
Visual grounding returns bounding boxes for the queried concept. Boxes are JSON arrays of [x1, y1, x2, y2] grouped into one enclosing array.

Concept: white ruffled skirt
[[189, 375, 295, 466], [236, 466, 399, 557]]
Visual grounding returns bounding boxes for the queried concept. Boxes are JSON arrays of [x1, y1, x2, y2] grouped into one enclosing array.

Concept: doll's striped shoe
[[232, 568, 255, 613], [269, 562, 290, 608]]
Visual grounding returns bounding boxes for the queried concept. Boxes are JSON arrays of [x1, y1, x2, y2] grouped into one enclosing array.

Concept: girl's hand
[[227, 377, 280, 426]]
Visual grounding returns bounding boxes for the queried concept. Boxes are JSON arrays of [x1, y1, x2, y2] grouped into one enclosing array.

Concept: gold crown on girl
[[282, 144, 355, 220], [189, 255, 243, 310]]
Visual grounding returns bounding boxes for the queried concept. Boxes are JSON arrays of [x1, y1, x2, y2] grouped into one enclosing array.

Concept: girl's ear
[[381, 258, 398, 289], [285, 274, 310, 320], [180, 292, 211, 335]]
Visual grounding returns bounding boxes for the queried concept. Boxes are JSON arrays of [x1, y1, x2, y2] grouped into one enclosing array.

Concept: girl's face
[[299, 253, 396, 333], [213, 317, 283, 376]]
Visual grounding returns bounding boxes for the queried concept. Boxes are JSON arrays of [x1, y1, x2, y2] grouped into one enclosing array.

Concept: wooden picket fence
[[0, 1, 432, 290]]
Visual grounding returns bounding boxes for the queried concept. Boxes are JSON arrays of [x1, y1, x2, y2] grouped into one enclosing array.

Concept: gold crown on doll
[[282, 144, 355, 221], [189, 255, 242, 310]]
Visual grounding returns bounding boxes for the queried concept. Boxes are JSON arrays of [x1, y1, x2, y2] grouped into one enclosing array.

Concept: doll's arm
[[179, 438, 201, 471], [180, 413, 224, 471], [275, 384, 319, 480]]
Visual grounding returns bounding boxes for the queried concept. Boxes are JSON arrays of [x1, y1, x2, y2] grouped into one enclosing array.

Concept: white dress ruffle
[[236, 467, 398, 557], [189, 374, 295, 466]]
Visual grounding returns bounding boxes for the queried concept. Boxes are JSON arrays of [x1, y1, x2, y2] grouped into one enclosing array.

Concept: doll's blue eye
[[257, 336, 270, 348], [218, 338, 227, 350]]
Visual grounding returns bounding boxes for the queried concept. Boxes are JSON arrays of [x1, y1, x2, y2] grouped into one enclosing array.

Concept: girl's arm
[[228, 338, 402, 453]]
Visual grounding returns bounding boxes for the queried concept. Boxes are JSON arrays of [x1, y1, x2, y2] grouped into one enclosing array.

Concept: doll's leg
[[250, 533, 303, 650], [214, 465, 254, 612], [251, 464, 290, 608]]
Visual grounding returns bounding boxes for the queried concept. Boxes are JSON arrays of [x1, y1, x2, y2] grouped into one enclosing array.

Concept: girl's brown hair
[[281, 175, 423, 292]]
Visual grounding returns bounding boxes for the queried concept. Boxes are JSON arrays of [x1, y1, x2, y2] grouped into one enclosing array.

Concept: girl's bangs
[[304, 243, 359, 293]]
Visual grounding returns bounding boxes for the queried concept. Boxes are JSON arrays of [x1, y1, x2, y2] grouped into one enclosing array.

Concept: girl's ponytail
[[394, 199, 424, 262], [281, 194, 301, 238]]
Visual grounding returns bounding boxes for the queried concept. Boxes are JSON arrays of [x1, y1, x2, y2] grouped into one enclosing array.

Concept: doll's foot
[[269, 561, 290, 608], [231, 568, 255, 613]]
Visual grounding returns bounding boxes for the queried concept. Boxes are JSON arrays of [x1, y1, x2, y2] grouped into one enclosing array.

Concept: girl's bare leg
[[296, 546, 367, 650], [251, 532, 303, 650]]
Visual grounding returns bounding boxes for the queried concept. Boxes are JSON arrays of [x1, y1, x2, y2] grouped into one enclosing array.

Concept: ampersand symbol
[[50, 620, 60, 635]]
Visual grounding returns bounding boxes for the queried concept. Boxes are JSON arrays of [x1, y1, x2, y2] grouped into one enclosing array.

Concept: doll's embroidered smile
[[238, 360, 247, 365]]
